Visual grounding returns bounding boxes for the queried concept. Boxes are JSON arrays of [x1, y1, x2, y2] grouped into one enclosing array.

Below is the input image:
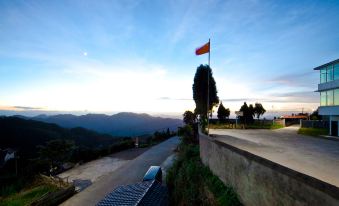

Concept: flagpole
[[207, 38, 210, 134]]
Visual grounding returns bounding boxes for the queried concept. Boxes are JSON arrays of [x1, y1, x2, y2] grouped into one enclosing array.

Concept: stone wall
[[199, 133, 339, 206]]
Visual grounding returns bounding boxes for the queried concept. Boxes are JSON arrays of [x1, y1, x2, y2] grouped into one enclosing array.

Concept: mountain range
[[0, 116, 127, 158], [27, 112, 182, 136]]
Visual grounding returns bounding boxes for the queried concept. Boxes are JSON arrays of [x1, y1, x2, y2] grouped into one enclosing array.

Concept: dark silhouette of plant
[[310, 109, 321, 120], [254, 103, 266, 119], [183, 110, 197, 125], [239, 102, 254, 125], [192, 64, 219, 119], [38, 139, 74, 174], [217, 102, 230, 120]]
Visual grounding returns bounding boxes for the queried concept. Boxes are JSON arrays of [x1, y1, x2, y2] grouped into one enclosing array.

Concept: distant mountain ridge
[[31, 112, 182, 136], [0, 116, 125, 158]]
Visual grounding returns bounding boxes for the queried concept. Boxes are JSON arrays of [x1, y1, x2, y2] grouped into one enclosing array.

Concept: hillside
[[32, 112, 182, 136], [0, 116, 127, 158]]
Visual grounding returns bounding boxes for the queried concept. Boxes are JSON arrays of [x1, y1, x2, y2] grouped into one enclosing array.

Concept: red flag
[[195, 42, 210, 55]]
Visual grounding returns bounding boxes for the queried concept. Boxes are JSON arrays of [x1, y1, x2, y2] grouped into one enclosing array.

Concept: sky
[[0, 0, 339, 117]]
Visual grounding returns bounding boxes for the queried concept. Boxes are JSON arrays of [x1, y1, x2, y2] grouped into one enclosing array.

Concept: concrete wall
[[199, 133, 339, 206]]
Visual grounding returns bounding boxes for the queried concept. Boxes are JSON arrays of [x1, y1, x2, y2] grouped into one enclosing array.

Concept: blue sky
[[0, 0, 339, 117]]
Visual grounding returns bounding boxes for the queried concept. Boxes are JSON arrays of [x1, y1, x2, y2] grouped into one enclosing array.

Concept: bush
[[166, 144, 241, 206], [177, 124, 198, 144]]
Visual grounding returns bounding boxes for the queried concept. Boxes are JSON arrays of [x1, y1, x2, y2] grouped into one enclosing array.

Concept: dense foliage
[[217, 102, 230, 120], [183, 110, 197, 125], [254, 103, 266, 119], [0, 117, 125, 158], [239, 102, 254, 125], [192, 64, 219, 119]]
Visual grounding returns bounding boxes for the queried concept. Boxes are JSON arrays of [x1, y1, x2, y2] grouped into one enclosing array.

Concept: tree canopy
[[183, 110, 197, 125], [239, 102, 254, 124], [217, 102, 230, 120], [192, 64, 219, 118], [254, 103, 266, 119]]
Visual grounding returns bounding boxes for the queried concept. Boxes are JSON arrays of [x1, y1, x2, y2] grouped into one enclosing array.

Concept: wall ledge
[[199, 132, 339, 200]]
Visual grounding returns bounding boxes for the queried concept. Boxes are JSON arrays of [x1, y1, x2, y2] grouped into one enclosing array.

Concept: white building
[[314, 59, 339, 136]]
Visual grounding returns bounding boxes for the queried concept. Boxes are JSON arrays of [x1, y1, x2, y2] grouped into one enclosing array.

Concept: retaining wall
[[199, 133, 339, 206]]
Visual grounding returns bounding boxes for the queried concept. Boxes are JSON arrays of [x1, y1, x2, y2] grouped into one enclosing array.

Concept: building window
[[327, 65, 333, 82], [335, 89, 339, 106], [321, 91, 327, 106], [320, 69, 327, 83], [334, 63, 339, 81], [327, 90, 334, 106]]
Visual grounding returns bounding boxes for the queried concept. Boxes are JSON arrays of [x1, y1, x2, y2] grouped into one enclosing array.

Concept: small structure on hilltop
[[280, 113, 309, 126]]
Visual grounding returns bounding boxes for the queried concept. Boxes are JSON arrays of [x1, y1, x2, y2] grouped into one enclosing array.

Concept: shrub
[[166, 144, 242, 206]]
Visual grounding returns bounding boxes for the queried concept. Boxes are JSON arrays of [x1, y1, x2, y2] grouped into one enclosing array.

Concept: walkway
[[210, 126, 339, 187]]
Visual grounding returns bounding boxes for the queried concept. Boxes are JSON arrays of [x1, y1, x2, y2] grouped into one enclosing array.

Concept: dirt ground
[[58, 147, 150, 191]]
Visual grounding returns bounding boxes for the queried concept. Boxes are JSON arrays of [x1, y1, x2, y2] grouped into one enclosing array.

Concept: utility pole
[[207, 38, 210, 134]]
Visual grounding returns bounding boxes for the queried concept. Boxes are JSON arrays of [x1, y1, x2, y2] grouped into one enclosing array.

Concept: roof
[[96, 180, 168, 206], [143, 166, 161, 181], [313, 59, 339, 70], [280, 115, 308, 119]]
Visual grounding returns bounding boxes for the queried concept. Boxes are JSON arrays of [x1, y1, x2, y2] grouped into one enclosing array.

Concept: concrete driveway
[[210, 126, 339, 187], [61, 136, 179, 206]]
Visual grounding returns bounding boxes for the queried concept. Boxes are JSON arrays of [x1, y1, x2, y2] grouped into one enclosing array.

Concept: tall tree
[[254, 103, 266, 119], [183, 110, 197, 125], [217, 102, 230, 120], [192, 64, 219, 118], [239, 102, 254, 125]]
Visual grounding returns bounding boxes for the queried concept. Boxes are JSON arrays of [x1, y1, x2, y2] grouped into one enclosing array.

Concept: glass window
[[335, 89, 339, 106], [321, 91, 327, 106], [334, 63, 339, 81], [327, 65, 333, 82], [327, 90, 334, 106], [320, 69, 327, 83]]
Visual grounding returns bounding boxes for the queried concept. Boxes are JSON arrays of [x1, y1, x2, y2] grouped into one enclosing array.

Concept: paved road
[[210, 126, 339, 187], [61, 136, 179, 206]]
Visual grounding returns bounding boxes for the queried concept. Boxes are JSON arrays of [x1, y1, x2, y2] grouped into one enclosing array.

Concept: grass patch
[[0, 184, 58, 206], [166, 144, 242, 206], [269, 123, 285, 130], [298, 128, 328, 137]]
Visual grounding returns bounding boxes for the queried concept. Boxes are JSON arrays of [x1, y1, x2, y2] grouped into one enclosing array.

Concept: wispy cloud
[[265, 70, 317, 88], [14, 106, 43, 110]]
